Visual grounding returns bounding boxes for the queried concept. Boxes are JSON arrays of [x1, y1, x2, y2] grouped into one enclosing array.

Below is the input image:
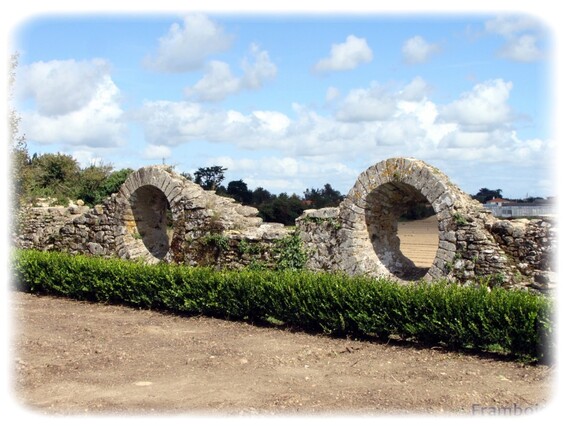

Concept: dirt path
[[11, 291, 552, 416]]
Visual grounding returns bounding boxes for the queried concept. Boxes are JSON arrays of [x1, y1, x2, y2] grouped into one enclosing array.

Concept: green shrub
[[272, 232, 307, 270], [12, 249, 554, 362]]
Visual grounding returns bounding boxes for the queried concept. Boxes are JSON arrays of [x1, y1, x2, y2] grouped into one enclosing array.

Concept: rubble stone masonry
[[13, 159, 556, 291]]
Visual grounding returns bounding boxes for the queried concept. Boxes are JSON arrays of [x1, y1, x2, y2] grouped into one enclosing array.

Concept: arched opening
[[129, 185, 173, 260], [365, 181, 439, 280]]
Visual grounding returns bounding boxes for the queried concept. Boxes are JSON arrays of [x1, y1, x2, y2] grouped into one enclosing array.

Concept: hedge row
[[12, 249, 554, 362]]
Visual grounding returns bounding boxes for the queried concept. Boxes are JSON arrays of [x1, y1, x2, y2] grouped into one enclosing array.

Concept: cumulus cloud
[[184, 61, 240, 102], [313, 35, 373, 73], [184, 44, 277, 102], [484, 15, 544, 62], [375, 116, 426, 147], [335, 82, 396, 122], [499, 34, 541, 62], [484, 15, 539, 37], [143, 144, 172, 160], [399, 76, 431, 101], [402, 36, 440, 64], [18, 58, 111, 116], [144, 14, 232, 72], [135, 76, 549, 191], [240, 44, 278, 89], [71, 150, 103, 168], [438, 129, 550, 166], [325, 87, 340, 102], [18, 60, 126, 148], [439, 79, 513, 131], [134, 101, 294, 149]]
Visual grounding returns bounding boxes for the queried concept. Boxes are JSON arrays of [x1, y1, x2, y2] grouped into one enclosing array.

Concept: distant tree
[[251, 187, 273, 206], [258, 193, 304, 226], [303, 183, 344, 209], [227, 179, 253, 205], [513, 196, 546, 204], [29, 153, 81, 202], [215, 185, 229, 197], [99, 168, 134, 198], [400, 202, 435, 221], [180, 172, 193, 182], [194, 166, 227, 191], [76, 163, 113, 205], [78, 166, 133, 206], [472, 188, 503, 203]]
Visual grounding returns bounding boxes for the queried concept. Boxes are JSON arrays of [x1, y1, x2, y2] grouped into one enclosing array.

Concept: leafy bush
[[272, 232, 308, 270], [12, 250, 554, 362]]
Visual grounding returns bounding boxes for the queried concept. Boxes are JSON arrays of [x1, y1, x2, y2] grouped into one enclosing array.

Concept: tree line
[[11, 148, 548, 227], [11, 150, 344, 226], [470, 188, 549, 204], [186, 166, 344, 225]]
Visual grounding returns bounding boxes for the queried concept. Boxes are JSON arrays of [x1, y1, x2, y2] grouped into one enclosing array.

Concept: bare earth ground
[[10, 217, 554, 415]]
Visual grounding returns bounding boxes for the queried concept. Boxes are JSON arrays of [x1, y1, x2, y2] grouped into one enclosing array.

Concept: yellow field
[[398, 215, 439, 268]]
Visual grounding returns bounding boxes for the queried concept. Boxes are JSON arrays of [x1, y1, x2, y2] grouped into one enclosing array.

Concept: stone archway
[[129, 185, 172, 260], [339, 158, 462, 281], [365, 181, 437, 280], [115, 166, 187, 263]]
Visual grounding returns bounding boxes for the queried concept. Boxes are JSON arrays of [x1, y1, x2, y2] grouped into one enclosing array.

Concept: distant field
[[398, 215, 439, 268]]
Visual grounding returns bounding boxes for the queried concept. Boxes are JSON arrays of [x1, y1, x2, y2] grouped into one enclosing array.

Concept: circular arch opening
[[129, 185, 173, 260], [365, 181, 439, 280]]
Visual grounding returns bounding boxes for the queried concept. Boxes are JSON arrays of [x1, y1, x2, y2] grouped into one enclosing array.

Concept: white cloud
[[399, 76, 431, 101], [439, 130, 496, 149], [19, 61, 126, 148], [484, 15, 544, 63], [144, 14, 232, 72], [375, 116, 426, 147], [240, 44, 278, 89], [251, 111, 291, 133], [439, 79, 513, 131], [335, 82, 396, 122], [135, 76, 550, 194], [72, 150, 103, 168], [184, 44, 277, 101], [313, 35, 373, 73], [18, 59, 111, 116], [499, 34, 541, 62], [325, 87, 340, 102], [134, 101, 292, 149], [484, 15, 539, 37], [184, 61, 241, 102], [402, 36, 439, 64], [437, 129, 550, 165], [143, 144, 172, 160]]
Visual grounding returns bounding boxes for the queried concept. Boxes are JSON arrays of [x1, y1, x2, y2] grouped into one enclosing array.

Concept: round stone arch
[[115, 166, 186, 264], [340, 158, 460, 282]]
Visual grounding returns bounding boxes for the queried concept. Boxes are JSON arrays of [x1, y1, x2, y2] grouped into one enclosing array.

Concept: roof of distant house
[[486, 198, 511, 204]]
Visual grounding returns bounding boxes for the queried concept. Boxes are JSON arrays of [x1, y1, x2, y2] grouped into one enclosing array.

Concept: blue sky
[[11, 10, 555, 199]]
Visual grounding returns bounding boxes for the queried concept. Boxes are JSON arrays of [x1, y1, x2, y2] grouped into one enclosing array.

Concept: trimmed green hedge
[[12, 249, 554, 362]]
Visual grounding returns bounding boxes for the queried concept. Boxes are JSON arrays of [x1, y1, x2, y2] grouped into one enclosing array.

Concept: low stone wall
[[490, 218, 556, 290], [14, 166, 291, 269], [296, 158, 556, 291], [13, 159, 556, 291], [14, 203, 90, 251]]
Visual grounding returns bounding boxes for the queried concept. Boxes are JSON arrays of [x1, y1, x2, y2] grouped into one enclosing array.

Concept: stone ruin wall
[[297, 158, 556, 292], [13, 165, 291, 270], [13, 158, 556, 292]]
